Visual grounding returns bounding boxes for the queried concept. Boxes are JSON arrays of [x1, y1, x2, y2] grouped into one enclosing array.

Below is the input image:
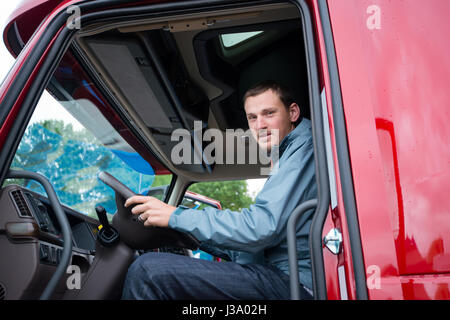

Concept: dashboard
[[9, 186, 99, 252], [1, 181, 187, 300], [0, 184, 100, 299]]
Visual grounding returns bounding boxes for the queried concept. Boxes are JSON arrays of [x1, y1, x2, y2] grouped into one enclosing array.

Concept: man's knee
[[122, 253, 158, 299], [122, 252, 180, 300], [127, 252, 176, 282]]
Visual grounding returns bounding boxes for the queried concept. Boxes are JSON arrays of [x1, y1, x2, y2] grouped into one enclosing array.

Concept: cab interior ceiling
[[72, 3, 308, 180]]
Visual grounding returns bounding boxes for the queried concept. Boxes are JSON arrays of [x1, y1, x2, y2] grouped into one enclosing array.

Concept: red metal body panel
[[3, 0, 77, 57], [309, 0, 352, 300], [328, 0, 450, 299]]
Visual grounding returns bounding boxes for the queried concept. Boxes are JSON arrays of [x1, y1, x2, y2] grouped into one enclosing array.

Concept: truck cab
[[0, 0, 449, 300]]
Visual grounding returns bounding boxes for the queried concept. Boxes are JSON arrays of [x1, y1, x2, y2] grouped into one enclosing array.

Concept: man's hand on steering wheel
[[124, 196, 177, 228]]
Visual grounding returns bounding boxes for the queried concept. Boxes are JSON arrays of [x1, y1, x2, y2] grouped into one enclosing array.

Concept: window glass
[[220, 31, 263, 48], [185, 180, 256, 261], [145, 175, 173, 201], [4, 74, 160, 220], [187, 180, 254, 211]]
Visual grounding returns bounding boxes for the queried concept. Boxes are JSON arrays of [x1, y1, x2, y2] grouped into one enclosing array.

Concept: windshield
[[5, 56, 157, 219]]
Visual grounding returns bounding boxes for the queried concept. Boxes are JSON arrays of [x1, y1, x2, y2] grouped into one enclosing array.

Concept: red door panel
[[328, 0, 450, 298]]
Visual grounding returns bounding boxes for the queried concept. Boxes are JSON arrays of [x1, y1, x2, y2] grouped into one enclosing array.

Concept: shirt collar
[[278, 117, 304, 156]]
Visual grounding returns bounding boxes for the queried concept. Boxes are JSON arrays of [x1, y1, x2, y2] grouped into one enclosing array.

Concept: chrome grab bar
[[287, 199, 317, 300]]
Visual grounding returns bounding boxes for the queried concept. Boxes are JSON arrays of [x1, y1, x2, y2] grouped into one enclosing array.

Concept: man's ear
[[289, 103, 301, 123]]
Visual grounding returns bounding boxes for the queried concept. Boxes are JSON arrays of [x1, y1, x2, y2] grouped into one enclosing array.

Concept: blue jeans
[[121, 252, 313, 300]]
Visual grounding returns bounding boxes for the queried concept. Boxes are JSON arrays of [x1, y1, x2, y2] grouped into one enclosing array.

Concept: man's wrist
[[168, 206, 189, 228]]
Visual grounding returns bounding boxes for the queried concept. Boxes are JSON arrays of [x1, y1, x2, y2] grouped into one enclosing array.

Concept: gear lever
[[95, 205, 120, 247]]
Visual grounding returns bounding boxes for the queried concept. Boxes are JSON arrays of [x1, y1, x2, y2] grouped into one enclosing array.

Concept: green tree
[[151, 174, 173, 187], [189, 180, 253, 211]]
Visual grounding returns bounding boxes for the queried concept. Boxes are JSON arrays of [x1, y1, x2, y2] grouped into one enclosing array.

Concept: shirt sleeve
[[168, 137, 315, 254]]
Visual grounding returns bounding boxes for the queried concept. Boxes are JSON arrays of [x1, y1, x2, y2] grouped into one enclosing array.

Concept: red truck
[[0, 0, 448, 300]]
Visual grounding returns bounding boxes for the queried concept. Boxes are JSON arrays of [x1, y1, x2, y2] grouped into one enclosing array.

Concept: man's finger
[[131, 203, 149, 215], [144, 218, 153, 227], [124, 195, 153, 207]]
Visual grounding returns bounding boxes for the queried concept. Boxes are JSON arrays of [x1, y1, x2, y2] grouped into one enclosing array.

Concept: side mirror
[[145, 185, 221, 210], [145, 185, 169, 200], [181, 191, 221, 210]]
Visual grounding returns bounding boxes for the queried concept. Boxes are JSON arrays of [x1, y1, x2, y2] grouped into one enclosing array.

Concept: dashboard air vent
[[10, 190, 32, 218]]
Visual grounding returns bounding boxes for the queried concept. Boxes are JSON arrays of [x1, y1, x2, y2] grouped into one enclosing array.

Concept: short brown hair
[[243, 80, 295, 109]]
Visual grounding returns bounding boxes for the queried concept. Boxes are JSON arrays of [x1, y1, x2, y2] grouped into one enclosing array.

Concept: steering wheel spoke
[[98, 171, 199, 251]]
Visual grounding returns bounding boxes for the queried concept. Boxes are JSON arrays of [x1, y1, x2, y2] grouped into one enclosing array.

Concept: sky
[[0, 1, 267, 195]]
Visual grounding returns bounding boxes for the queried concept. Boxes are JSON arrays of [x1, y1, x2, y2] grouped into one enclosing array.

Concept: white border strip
[[338, 265, 348, 300], [321, 89, 338, 209]]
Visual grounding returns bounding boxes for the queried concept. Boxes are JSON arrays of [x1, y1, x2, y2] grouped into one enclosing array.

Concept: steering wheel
[[98, 171, 199, 250], [6, 169, 73, 300]]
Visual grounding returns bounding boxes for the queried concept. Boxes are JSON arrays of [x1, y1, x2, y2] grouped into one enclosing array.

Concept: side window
[[186, 179, 257, 212], [185, 179, 264, 261]]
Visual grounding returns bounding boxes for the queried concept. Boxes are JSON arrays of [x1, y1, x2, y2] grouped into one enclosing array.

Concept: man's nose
[[255, 116, 267, 130]]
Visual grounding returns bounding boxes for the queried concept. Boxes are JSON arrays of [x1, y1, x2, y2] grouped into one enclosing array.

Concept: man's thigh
[[122, 252, 291, 300]]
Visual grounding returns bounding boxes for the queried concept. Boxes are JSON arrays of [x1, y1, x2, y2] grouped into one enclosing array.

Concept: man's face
[[244, 89, 300, 152]]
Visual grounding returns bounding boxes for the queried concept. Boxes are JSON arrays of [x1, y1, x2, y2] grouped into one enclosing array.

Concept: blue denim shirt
[[169, 118, 317, 290]]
